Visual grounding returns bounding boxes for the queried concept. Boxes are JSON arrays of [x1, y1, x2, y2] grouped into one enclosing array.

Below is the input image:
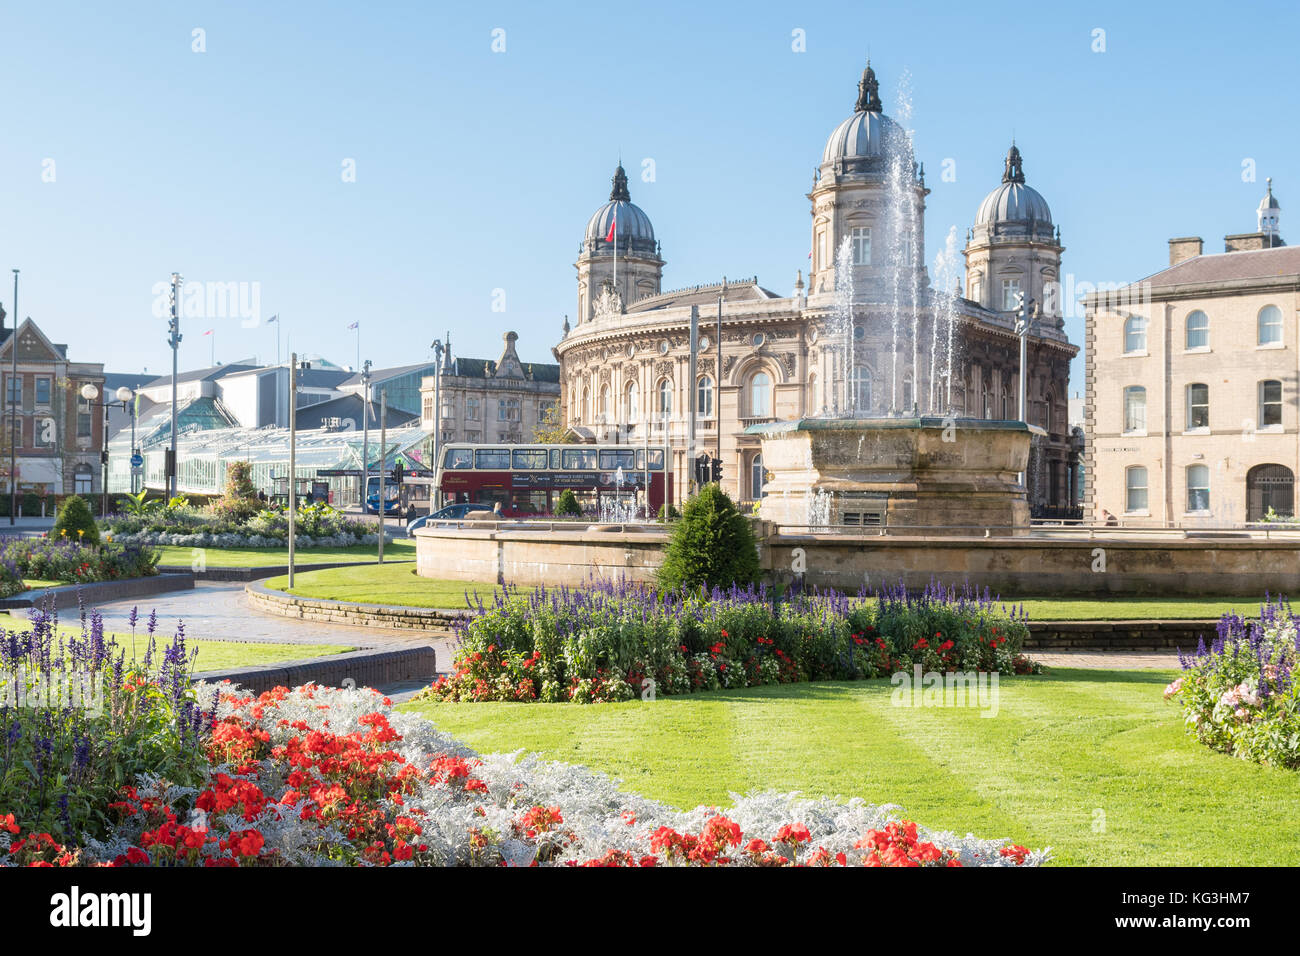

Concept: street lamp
[[80, 383, 133, 516]]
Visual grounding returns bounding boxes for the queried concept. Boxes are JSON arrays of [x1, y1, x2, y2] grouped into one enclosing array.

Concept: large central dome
[[584, 165, 655, 243], [820, 62, 909, 169]]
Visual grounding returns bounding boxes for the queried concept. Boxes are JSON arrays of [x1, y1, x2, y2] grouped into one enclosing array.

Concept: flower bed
[[101, 500, 383, 549], [1, 678, 1047, 867], [424, 579, 1037, 704], [1166, 599, 1300, 769], [0, 537, 160, 597]]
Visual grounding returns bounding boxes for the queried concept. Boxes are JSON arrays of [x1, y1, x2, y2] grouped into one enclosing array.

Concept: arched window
[[851, 366, 872, 413], [750, 453, 765, 501], [1259, 379, 1282, 427], [1186, 464, 1210, 513], [1124, 314, 1148, 353], [1123, 386, 1146, 433], [1247, 464, 1295, 521], [807, 371, 818, 413], [697, 375, 714, 418], [625, 381, 639, 422], [1258, 305, 1283, 345], [581, 386, 590, 423], [749, 372, 771, 417], [1186, 383, 1209, 430], [1125, 466, 1148, 513], [1185, 310, 1209, 350], [599, 384, 610, 420], [657, 379, 672, 419]]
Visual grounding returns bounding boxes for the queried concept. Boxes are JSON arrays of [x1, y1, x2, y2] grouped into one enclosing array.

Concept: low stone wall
[[414, 525, 668, 588], [1025, 620, 1215, 651], [160, 560, 405, 582], [0, 572, 195, 610], [245, 581, 466, 632], [192, 645, 438, 696]]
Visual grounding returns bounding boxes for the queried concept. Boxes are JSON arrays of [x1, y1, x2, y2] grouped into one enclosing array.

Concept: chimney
[[1168, 237, 1203, 266]]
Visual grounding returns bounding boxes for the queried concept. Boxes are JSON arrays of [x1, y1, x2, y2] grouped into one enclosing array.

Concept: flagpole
[[210, 331, 215, 366]]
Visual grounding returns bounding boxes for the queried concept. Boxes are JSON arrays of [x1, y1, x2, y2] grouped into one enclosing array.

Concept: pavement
[[1031, 650, 1180, 670]]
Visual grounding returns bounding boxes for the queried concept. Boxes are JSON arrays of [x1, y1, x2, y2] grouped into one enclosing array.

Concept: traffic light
[[393, 461, 404, 485], [710, 456, 723, 484], [694, 454, 710, 486]]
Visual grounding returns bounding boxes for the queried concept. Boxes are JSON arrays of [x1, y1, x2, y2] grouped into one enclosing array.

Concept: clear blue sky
[[3, 0, 1295, 392]]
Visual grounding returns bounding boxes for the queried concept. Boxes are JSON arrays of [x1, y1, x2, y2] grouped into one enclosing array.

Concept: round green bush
[[52, 494, 101, 546], [656, 483, 759, 592], [554, 489, 582, 517]]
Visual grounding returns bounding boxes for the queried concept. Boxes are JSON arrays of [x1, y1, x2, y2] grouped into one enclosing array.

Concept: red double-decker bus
[[437, 443, 673, 516]]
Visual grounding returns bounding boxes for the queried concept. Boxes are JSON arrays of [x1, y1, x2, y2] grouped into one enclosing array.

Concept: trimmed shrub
[[554, 489, 582, 517], [52, 494, 100, 546], [210, 460, 262, 523], [657, 484, 758, 591], [658, 502, 680, 520]]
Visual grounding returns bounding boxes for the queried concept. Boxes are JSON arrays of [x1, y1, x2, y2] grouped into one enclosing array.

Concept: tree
[[211, 460, 262, 522], [53, 494, 100, 545], [531, 403, 574, 444], [554, 488, 582, 517], [656, 483, 759, 592]]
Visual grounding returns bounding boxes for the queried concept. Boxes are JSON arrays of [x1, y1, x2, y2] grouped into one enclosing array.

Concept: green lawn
[[403, 670, 1299, 866], [1012, 596, 1255, 621], [264, 562, 493, 609], [22, 579, 63, 589], [156, 540, 416, 568]]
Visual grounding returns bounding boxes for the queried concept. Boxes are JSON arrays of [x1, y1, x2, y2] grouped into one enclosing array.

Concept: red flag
[[605, 214, 616, 243]]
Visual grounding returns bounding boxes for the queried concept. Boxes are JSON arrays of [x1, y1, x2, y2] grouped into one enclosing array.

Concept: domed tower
[[964, 143, 1064, 327], [1258, 178, 1282, 245], [575, 164, 664, 323], [809, 61, 928, 296]]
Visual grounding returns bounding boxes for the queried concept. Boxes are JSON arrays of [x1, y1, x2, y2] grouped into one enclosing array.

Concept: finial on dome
[[854, 60, 881, 113], [1002, 143, 1025, 185], [609, 164, 631, 202]]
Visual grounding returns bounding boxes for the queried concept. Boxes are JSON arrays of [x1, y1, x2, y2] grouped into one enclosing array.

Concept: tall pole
[[432, 339, 443, 489], [100, 403, 109, 517], [378, 389, 387, 565], [168, 272, 182, 500], [129, 395, 137, 495], [9, 269, 17, 525], [288, 354, 297, 588], [360, 359, 371, 512], [1016, 294, 1028, 489]]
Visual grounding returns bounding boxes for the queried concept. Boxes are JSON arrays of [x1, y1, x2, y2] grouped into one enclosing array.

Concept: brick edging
[[192, 645, 438, 696], [1025, 619, 1218, 650], [245, 581, 467, 632]]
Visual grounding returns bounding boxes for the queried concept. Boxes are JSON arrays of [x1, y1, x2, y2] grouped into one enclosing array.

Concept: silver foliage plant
[[81, 684, 1050, 867]]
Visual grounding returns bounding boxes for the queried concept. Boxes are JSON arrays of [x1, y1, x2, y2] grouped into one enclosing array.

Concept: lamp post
[[9, 269, 17, 526], [429, 339, 444, 491], [360, 359, 371, 513], [1015, 293, 1034, 490], [80, 384, 133, 516], [167, 273, 183, 500]]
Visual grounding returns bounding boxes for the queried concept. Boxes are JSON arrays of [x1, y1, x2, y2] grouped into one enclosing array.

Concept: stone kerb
[[246, 581, 466, 634]]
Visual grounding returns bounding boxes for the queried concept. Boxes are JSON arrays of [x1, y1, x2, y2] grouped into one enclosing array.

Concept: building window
[[1247, 463, 1294, 521], [441, 399, 454, 421], [422, 396, 433, 421], [817, 230, 827, 270], [1000, 279, 1021, 312], [4, 376, 20, 408], [697, 375, 714, 418], [466, 430, 480, 443], [1125, 466, 1148, 513], [1258, 304, 1283, 346], [77, 408, 92, 439], [899, 231, 913, 267], [598, 384, 610, 420], [34, 416, 54, 448], [850, 226, 871, 266], [1259, 380, 1283, 428], [498, 398, 520, 422], [74, 465, 92, 495], [1185, 310, 1209, 350], [1124, 315, 1147, 353], [625, 382, 638, 422], [1186, 464, 1210, 513], [1186, 383, 1209, 430], [657, 379, 672, 419], [750, 453, 765, 500], [749, 372, 771, 417], [851, 365, 872, 412], [1123, 386, 1146, 433], [466, 397, 479, 421], [35, 377, 51, 406], [582, 387, 590, 423], [969, 277, 982, 304]]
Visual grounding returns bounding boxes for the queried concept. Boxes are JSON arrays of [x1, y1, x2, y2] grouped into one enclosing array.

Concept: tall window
[[1258, 305, 1283, 346], [466, 397, 480, 421], [77, 408, 92, 439], [697, 375, 714, 418], [4, 376, 20, 407], [581, 387, 590, 423], [658, 379, 672, 419], [1124, 314, 1148, 353], [1186, 383, 1209, 430], [817, 230, 827, 270], [851, 226, 871, 265], [1125, 466, 1149, 513], [625, 381, 639, 422], [35, 377, 51, 406], [1186, 464, 1210, 513], [1185, 310, 1209, 349], [598, 384, 610, 419], [1001, 279, 1021, 312], [750, 453, 765, 500], [851, 366, 872, 412], [749, 372, 771, 417], [899, 231, 913, 267], [499, 398, 520, 422], [1259, 379, 1283, 427], [1123, 386, 1146, 433]]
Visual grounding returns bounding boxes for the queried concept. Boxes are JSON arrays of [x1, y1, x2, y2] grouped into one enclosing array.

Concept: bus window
[[549, 449, 563, 469], [444, 447, 474, 469], [512, 449, 548, 470], [475, 448, 511, 469], [598, 449, 636, 471], [644, 449, 665, 470], [562, 448, 599, 470]]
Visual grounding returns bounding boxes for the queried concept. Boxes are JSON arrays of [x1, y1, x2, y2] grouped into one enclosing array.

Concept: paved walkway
[[1031, 650, 1180, 670]]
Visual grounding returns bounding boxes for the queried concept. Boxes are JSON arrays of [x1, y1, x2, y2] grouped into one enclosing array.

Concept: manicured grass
[[265, 562, 492, 609], [22, 579, 63, 589], [156, 540, 416, 568], [1012, 596, 1261, 621], [403, 669, 1300, 866]]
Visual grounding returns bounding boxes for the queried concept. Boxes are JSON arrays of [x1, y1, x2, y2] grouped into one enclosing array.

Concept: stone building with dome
[[553, 62, 1080, 515]]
